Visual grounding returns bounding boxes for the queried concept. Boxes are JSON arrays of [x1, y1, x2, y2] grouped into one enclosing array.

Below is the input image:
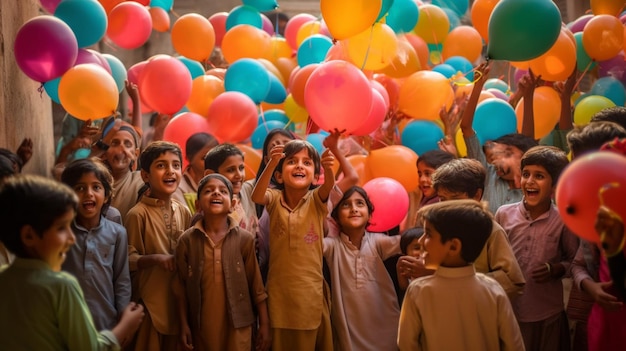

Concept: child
[[495, 146, 579, 351], [126, 141, 192, 351], [396, 227, 432, 294], [175, 174, 270, 351], [324, 186, 402, 351], [0, 175, 144, 350], [251, 139, 335, 350], [398, 200, 524, 350], [61, 158, 132, 330]]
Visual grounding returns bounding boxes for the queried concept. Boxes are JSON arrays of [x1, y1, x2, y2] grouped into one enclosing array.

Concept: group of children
[[1, 60, 626, 351]]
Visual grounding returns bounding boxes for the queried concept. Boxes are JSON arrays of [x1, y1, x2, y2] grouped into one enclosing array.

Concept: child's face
[[72, 172, 107, 227], [521, 164, 554, 210], [417, 162, 437, 198], [491, 146, 523, 181], [190, 144, 214, 176], [265, 134, 293, 163], [196, 177, 232, 215], [142, 151, 182, 201], [103, 130, 139, 174], [406, 238, 422, 259], [419, 220, 452, 269], [275, 148, 318, 189], [216, 155, 245, 195], [337, 191, 370, 232], [26, 209, 76, 272]]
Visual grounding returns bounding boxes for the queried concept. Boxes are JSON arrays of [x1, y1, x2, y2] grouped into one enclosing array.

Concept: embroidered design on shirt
[[304, 223, 319, 244]]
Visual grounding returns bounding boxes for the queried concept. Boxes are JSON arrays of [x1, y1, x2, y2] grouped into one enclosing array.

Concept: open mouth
[[525, 189, 539, 198], [163, 178, 177, 185], [82, 201, 96, 211]]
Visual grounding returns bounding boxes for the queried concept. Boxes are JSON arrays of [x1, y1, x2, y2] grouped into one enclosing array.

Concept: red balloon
[[139, 55, 192, 114], [106, 2, 152, 49], [209, 12, 228, 47], [556, 151, 626, 243], [206, 91, 258, 143], [127, 61, 147, 86], [351, 89, 387, 136], [363, 177, 409, 232], [163, 112, 213, 168]]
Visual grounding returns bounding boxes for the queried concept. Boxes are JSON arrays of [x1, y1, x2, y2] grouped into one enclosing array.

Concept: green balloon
[[487, 0, 561, 61]]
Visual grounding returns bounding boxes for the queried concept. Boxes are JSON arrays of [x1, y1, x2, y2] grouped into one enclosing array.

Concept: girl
[[60, 158, 132, 331], [175, 174, 270, 351], [324, 186, 402, 351]]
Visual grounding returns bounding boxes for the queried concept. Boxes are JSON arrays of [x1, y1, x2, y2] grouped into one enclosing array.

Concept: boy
[[126, 141, 192, 351], [398, 200, 524, 351], [0, 175, 144, 350], [495, 146, 579, 351]]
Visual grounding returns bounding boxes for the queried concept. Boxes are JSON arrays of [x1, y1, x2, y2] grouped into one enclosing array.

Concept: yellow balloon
[[455, 128, 467, 157], [59, 64, 119, 121], [347, 23, 398, 71], [398, 70, 454, 121], [377, 39, 421, 78], [268, 37, 293, 63], [321, 0, 382, 40], [257, 58, 286, 86], [574, 95, 616, 125], [284, 94, 308, 123], [296, 21, 322, 48], [413, 4, 450, 44], [186, 75, 224, 117]]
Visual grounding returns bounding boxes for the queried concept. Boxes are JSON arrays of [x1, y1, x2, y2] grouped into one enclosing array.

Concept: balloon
[[403, 33, 430, 70], [54, 0, 107, 48], [398, 70, 454, 121], [442, 25, 483, 62], [377, 39, 421, 78], [297, 35, 333, 67], [284, 13, 317, 50], [572, 32, 596, 73], [209, 12, 228, 47], [44, 77, 61, 104], [149, 6, 170, 32], [150, 0, 173, 11], [363, 177, 410, 232], [74, 49, 110, 75], [472, 98, 517, 143], [243, 0, 278, 12], [59, 64, 119, 120], [260, 13, 275, 36], [225, 58, 271, 104], [352, 89, 388, 136], [486, 88, 509, 101], [591, 0, 626, 15], [432, 63, 457, 78], [376, 0, 394, 21], [529, 28, 577, 82], [556, 151, 626, 243], [433, 0, 469, 16], [598, 51, 626, 84], [444, 56, 474, 80], [574, 95, 616, 125], [582, 14, 624, 61], [206, 91, 259, 143], [442, 7, 461, 30], [289, 64, 319, 107], [321, 0, 382, 40], [140, 56, 193, 114], [284, 94, 309, 123], [590, 76, 626, 106], [373, 74, 400, 110], [515, 87, 561, 139], [367, 145, 419, 191], [102, 53, 127, 93], [226, 5, 262, 31], [296, 21, 323, 48], [186, 75, 224, 117], [386, 0, 419, 33], [401, 120, 445, 155], [414, 4, 450, 44], [252, 121, 287, 149], [41, 0, 62, 13], [237, 144, 263, 179], [14, 16, 78, 82], [471, 0, 499, 43], [264, 74, 287, 104], [304, 60, 372, 134], [568, 14, 593, 33], [221, 25, 272, 63], [346, 23, 398, 71], [258, 109, 290, 126], [163, 112, 213, 166], [455, 128, 468, 157], [106, 2, 152, 49], [127, 61, 147, 86], [306, 133, 327, 155], [487, 0, 561, 61], [268, 37, 294, 63], [171, 14, 216, 62], [258, 58, 286, 85], [484, 78, 509, 93], [347, 154, 372, 186], [177, 57, 205, 79]]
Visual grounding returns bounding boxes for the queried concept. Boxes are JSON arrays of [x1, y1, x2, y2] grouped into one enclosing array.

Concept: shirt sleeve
[[113, 226, 131, 316], [571, 242, 594, 289], [397, 284, 423, 351], [375, 234, 402, 261], [497, 292, 525, 351], [125, 209, 145, 272], [483, 226, 525, 298], [464, 133, 488, 168], [560, 225, 580, 275]]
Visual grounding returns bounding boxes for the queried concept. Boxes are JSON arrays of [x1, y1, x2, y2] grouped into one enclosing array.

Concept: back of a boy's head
[[432, 158, 486, 199], [418, 199, 493, 263], [186, 132, 218, 162], [204, 143, 243, 172], [567, 121, 626, 158], [400, 227, 424, 255], [416, 150, 455, 169], [139, 141, 182, 173], [492, 133, 538, 154], [0, 175, 77, 258], [276, 140, 321, 175], [590, 106, 626, 130], [521, 146, 569, 185]]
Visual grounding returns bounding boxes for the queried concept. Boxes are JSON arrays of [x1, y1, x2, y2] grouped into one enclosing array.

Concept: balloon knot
[[565, 206, 575, 215]]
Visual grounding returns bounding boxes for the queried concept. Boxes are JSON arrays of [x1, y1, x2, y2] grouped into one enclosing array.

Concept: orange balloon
[[268, 37, 293, 63], [477, 90, 496, 103], [186, 75, 224, 117], [149, 7, 170, 32], [296, 21, 323, 48], [510, 60, 530, 70], [582, 14, 624, 61], [260, 101, 285, 111], [470, 0, 500, 43], [205, 67, 226, 80], [453, 76, 474, 99], [171, 14, 216, 62], [442, 26, 484, 62], [98, 0, 123, 14], [529, 29, 576, 82], [321, 0, 382, 40], [591, 0, 626, 15], [325, 41, 353, 62], [515, 86, 561, 139], [347, 154, 372, 187], [367, 145, 418, 192], [398, 70, 454, 120], [59, 64, 119, 120], [373, 73, 400, 110], [274, 57, 298, 84], [289, 63, 319, 107], [237, 144, 262, 180], [377, 39, 421, 78], [258, 58, 285, 86], [221, 25, 272, 64], [413, 4, 450, 44], [403, 34, 430, 70]]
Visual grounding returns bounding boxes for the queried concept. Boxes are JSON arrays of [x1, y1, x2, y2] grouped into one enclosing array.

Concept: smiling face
[[417, 161, 437, 198], [491, 146, 523, 181], [72, 172, 107, 229], [102, 130, 139, 176], [25, 208, 76, 272], [142, 151, 182, 201], [418, 220, 452, 269], [196, 177, 232, 216], [336, 191, 370, 232], [217, 155, 245, 195], [264, 133, 294, 163], [521, 164, 554, 212], [275, 148, 318, 189]]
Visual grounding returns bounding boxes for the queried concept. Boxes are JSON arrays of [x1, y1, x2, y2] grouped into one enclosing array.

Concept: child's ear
[[140, 169, 149, 182], [203, 169, 215, 176], [274, 170, 284, 184], [20, 225, 39, 248], [447, 238, 462, 257]]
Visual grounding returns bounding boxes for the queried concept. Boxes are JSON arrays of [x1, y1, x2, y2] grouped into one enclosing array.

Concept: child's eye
[[94, 185, 102, 191], [173, 163, 181, 169], [74, 185, 85, 192]]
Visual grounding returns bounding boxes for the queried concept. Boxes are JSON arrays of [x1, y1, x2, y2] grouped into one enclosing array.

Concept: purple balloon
[[486, 88, 510, 101], [260, 13, 275, 36], [598, 52, 626, 86], [513, 68, 528, 91], [75, 49, 112, 75], [40, 0, 61, 14], [14, 16, 78, 82], [568, 14, 593, 33]]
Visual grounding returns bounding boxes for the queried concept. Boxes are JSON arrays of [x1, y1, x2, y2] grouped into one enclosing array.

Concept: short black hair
[[400, 227, 424, 255], [139, 141, 183, 173], [61, 158, 114, 215], [331, 186, 374, 228], [185, 132, 218, 162], [418, 200, 493, 263], [0, 155, 16, 180], [520, 146, 569, 186], [492, 133, 538, 154], [567, 121, 626, 158], [416, 150, 455, 169], [590, 106, 626, 130], [197, 173, 234, 200], [432, 158, 486, 199], [274, 140, 321, 190], [0, 175, 78, 258], [204, 143, 244, 172]]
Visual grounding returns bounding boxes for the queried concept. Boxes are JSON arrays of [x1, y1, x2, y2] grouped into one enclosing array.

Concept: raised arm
[[317, 149, 336, 203], [125, 80, 142, 133], [518, 68, 542, 138], [460, 62, 490, 138], [324, 130, 358, 193], [251, 144, 284, 205], [555, 68, 577, 130]]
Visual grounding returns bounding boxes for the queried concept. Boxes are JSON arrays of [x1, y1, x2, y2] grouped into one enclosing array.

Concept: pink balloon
[[486, 88, 509, 101], [127, 61, 147, 86], [513, 68, 528, 92], [370, 80, 390, 108], [163, 112, 213, 168], [206, 91, 258, 143], [209, 12, 228, 47], [285, 13, 317, 49], [363, 177, 409, 232], [352, 89, 387, 136], [40, 0, 62, 13], [139, 56, 192, 114], [14, 16, 78, 82], [304, 60, 372, 134], [75, 49, 112, 74], [261, 13, 275, 36], [106, 2, 152, 49]]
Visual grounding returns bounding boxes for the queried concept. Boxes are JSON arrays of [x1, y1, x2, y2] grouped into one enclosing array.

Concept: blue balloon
[[401, 120, 445, 156], [590, 76, 626, 107], [484, 78, 509, 94], [306, 133, 327, 155], [386, 0, 419, 33], [226, 5, 262, 31], [445, 56, 473, 80], [242, 0, 278, 12], [473, 99, 517, 144], [252, 121, 286, 149], [258, 109, 289, 125], [376, 0, 395, 21], [102, 54, 127, 93], [225, 58, 271, 104], [264, 74, 287, 104], [177, 57, 205, 79], [432, 0, 469, 17], [441, 7, 460, 30], [150, 0, 173, 11], [44, 77, 61, 104], [432, 64, 457, 78], [54, 0, 107, 48], [297, 35, 333, 67]]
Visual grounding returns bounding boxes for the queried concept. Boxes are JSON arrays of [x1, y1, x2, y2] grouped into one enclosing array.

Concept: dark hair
[[567, 121, 626, 158], [520, 146, 569, 186], [274, 140, 320, 190], [0, 148, 23, 173], [139, 141, 183, 173], [491, 133, 538, 154], [331, 186, 374, 228], [432, 158, 486, 199], [185, 132, 218, 162], [590, 106, 626, 130], [197, 173, 234, 200], [400, 227, 424, 255], [418, 199, 493, 263], [416, 150, 455, 169], [0, 175, 78, 258], [204, 143, 244, 172], [61, 158, 114, 215], [0, 155, 16, 180]]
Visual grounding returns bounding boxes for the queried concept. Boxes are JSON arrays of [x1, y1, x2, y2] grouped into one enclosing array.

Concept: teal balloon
[[252, 121, 286, 148], [386, 0, 418, 33], [573, 32, 597, 73], [432, 0, 469, 16], [487, 0, 561, 61], [306, 133, 327, 155], [441, 7, 460, 30], [258, 109, 289, 125], [150, 0, 173, 11], [445, 56, 473, 80], [177, 57, 205, 79], [473, 99, 517, 144], [401, 120, 444, 155], [432, 64, 457, 78], [226, 5, 262, 31], [102, 54, 127, 93], [484, 78, 509, 94], [243, 0, 278, 12], [44, 77, 61, 104], [376, 0, 395, 21], [590, 77, 626, 107], [264, 74, 287, 104], [224, 58, 271, 104], [297, 35, 333, 67], [54, 0, 107, 48]]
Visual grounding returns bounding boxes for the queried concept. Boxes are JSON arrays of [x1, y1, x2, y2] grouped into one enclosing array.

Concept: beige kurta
[[110, 170, 144, 225]]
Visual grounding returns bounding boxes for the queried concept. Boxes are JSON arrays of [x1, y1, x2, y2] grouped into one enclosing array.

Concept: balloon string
[[573, 60, 593, 92], [451, 68, 483, 86], [37, 84, 44, 98], [259, 106, 269, 132], [360, 26, 375, 71], [171, 9, 180, 19]]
